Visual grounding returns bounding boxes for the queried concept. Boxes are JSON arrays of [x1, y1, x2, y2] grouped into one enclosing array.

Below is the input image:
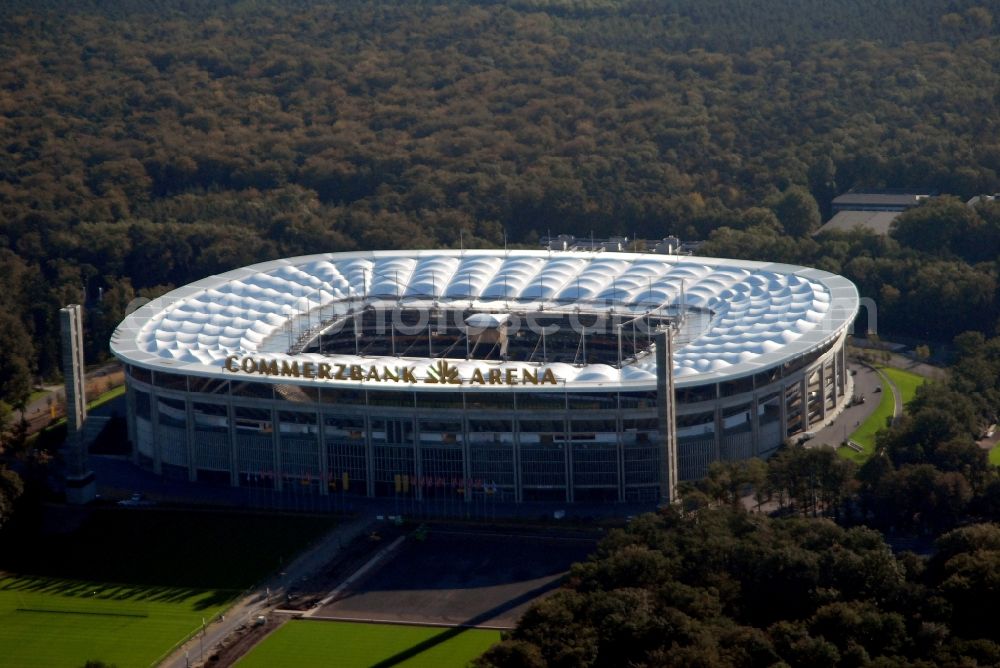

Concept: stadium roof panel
[[111, 250, 858, 390]]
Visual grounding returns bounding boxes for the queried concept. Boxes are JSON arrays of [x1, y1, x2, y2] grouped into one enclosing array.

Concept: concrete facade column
[[751, 393, 760, 457], [713, 405, 723, 460], [317, 409, 329, 496], [126, 384, 138, 466], [363, 409, 375, 497], [778, 382, 788, 441], [271, 406, 283, 492], [565, 416, 574, 503], [185, 398, 197, 482], [819, 364, 827, 421], [412, 415, 423, 501], [227, 401, 238, 487], [616, 407, 626, 502], [512, 413, 523, 503], [655, 329, 679, 505], [800, 376, 809, 432]]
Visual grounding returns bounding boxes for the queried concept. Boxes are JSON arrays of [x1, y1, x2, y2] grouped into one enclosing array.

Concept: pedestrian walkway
[[159, 517, 372, 668]]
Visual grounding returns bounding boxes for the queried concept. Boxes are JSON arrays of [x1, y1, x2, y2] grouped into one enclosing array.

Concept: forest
[[478, 334, 1000, 667], [1, 2, 1000, 663], [1, 0, 1000, 406]]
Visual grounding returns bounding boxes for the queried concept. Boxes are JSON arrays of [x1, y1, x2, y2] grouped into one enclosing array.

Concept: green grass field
[[840, 366, 927, 463], [0, 508, 334, 667], [237, 620, 501, 668], [990, 445, 1000, 467], [0, 576, 227, 668], [880, 366, 925, 408]]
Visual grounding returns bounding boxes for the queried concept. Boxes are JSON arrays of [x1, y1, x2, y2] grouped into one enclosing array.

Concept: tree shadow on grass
[[366, 578, 560, 668], [0, 575, 236, 611]]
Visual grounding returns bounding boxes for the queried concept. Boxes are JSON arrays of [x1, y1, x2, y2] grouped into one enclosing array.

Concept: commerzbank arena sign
[[223, 355, 559, 386]]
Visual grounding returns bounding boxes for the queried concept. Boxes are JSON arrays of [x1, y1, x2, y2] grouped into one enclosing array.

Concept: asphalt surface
[[808, 364, 883, 448], [312, 528, 596, 629]]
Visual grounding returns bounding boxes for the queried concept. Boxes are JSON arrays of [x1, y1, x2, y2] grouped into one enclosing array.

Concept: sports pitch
[[0, 507, 334, 667], [0, 576, 227, 668], [237, 620, 501, 668]]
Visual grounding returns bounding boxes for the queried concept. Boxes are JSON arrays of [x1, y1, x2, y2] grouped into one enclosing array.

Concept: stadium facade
[[111, 249, 858, 504]]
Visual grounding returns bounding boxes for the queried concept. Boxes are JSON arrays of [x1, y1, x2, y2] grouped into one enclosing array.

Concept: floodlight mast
[[656, 323, 679, 506]]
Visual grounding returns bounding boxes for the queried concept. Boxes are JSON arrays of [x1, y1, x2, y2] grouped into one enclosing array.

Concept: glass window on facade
[[279, 410, 318, 436], [135, 389, 151, 420], [720, 375, 754, 397], [758, 391, 782, 425], [722, 403, 753, 433], [753, 367, 781, 389], [518, 419, 564, 445], [468, 419, 514, 444], [320, 388, 368, 405], [189, 376, 230, 395], [193, 401, 228, 432], [677, 410, 715, 437], [515, 391, 565, 411], [568, 418, 618, 443], [323, 414, 365, 442], [371, 417, 414, 445], [129, 365, 152, 385], [566, 392, 617, 411], [677, 384, 716, 405], [234, 406, 273, 432], [418, 419, 463, 445], [156, 397, 187, 427], [464, 392, 514, 410], [622, 417, 658, 444], [154, 371, 189, 391], [274, 384, 319, 403], [619, 391, 657, 409], [415, 391, 464, 409], [231, 380, 274, 399], [366, 390, 412, 407]]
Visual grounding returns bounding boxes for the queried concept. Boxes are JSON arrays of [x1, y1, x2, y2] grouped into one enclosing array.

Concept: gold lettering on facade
[[221, 356, 560, 386]]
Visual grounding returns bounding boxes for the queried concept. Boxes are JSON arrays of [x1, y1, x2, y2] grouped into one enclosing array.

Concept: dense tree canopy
[[1, 0, 999, 389], [477, 508, 1000, 668]]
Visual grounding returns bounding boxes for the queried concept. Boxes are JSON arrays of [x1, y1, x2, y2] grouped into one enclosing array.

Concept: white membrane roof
[[111, 249, 858, 391]]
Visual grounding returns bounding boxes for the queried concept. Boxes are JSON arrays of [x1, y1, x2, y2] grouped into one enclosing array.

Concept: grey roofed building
[[815, 210, 902, 236], [831, 190, 930, 212]]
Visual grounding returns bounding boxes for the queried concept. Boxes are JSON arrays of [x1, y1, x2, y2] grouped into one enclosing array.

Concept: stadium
[[110, 249, 858, 504]]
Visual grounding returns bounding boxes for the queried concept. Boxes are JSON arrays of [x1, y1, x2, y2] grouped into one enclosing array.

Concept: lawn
[[880, 366, 926, 408], [237, 620, 501, 668], [840, 366, 928, 464], [840, 370, 896, 463], [0, 576, 226, 668], [0, 508, 334, 667], [990, 445, 1000, 467]]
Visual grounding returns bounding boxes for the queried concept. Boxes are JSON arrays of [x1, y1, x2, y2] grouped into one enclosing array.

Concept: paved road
[[809, 364, 883, 448], [161, 516, 373, 668], [880, 369, 903, 423]]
